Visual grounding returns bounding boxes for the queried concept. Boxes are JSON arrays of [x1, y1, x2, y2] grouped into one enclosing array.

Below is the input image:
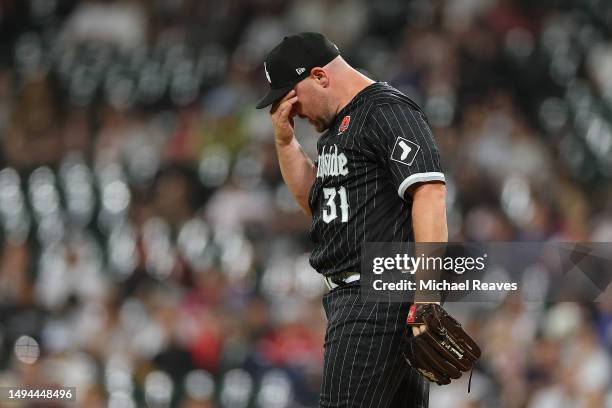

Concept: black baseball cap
[[255, 32, 340, 109]]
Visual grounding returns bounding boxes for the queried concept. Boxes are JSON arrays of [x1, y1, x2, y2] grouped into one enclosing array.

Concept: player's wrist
[[274, 134, 296, 148], [413, 290, 441, 304]]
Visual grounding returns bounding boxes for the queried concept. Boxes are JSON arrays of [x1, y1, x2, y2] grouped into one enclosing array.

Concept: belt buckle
[[324, 272, 359, 290], [324, 276, 338, 290]]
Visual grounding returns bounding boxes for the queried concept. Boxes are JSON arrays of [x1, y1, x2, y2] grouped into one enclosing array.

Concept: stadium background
[[0, 0, 611, 406]]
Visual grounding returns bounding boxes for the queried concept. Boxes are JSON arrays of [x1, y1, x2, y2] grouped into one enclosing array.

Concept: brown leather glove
[[404, 303, 481, 386]]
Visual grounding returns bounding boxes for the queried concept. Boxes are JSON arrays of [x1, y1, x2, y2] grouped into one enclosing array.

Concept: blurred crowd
[[0, 0, 611, 407]]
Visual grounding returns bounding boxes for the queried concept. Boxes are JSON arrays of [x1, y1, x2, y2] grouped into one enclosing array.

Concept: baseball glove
[[404, 303, 481, 387]]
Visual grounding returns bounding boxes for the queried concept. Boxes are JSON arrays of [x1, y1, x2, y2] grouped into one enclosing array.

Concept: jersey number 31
[[322, 187, 349, 223]]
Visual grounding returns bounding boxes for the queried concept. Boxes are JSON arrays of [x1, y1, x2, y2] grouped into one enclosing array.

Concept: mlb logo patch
[[391, 137, 420, 166], [338, 115, 350, 134]]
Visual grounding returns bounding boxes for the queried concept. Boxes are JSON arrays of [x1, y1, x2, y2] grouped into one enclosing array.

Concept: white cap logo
[[264, 62, 271, 83]]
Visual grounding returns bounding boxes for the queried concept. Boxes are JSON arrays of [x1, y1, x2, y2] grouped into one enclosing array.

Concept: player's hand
[[270, 90, 298, 147]]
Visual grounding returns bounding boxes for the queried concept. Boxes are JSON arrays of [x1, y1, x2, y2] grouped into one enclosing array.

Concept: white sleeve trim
[[397, 172, 446, 199]]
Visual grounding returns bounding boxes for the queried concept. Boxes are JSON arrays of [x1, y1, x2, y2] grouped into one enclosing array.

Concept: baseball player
[[256, 33, 479, 408]]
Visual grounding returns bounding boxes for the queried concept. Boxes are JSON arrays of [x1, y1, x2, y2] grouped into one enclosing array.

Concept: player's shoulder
[[364, 82, 428, 134], [361, 83, 425, 122]]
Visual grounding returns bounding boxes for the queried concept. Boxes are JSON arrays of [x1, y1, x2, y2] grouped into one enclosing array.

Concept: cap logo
[[264, 62, 271, 83], [296, 67, 306, 75], [338, 115, 350, 134]]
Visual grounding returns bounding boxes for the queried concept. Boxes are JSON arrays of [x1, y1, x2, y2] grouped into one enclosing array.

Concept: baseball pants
[[319, 282, 429, 408]]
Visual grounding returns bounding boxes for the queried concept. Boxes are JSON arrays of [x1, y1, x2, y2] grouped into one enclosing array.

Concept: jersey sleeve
[[364, 103, 445, 200]]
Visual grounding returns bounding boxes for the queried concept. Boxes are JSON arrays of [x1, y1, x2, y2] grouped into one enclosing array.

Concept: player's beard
[[303, 113, 330, 133], [312, 116, 331, 133], [309, 94, 333, 132]]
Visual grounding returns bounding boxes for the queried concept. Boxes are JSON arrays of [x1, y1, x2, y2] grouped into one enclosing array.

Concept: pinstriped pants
[[319, 283, 429, 408]]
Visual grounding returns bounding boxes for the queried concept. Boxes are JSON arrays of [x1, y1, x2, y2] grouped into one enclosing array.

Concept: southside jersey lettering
[[308, 82, 445, 276], [316, 145, 349, 178]]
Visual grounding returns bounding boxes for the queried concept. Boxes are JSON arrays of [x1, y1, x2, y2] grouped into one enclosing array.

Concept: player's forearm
[[411, 183, 448, 303], [275, 138, 317, 216], [411, 183, 448, 242]]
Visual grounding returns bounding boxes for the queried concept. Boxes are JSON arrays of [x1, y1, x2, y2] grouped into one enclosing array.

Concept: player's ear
[[311, 67, 329, 88]]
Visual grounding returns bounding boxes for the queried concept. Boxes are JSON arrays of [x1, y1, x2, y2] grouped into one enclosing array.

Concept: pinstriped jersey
[[308, 82, 445, 276]]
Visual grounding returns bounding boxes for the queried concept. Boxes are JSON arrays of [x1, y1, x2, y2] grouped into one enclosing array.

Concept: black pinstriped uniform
[[308, 82, 445, 407]]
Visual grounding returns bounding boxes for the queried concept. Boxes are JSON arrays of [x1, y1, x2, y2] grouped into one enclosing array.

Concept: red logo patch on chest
[[338, 115, 350, 133]]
